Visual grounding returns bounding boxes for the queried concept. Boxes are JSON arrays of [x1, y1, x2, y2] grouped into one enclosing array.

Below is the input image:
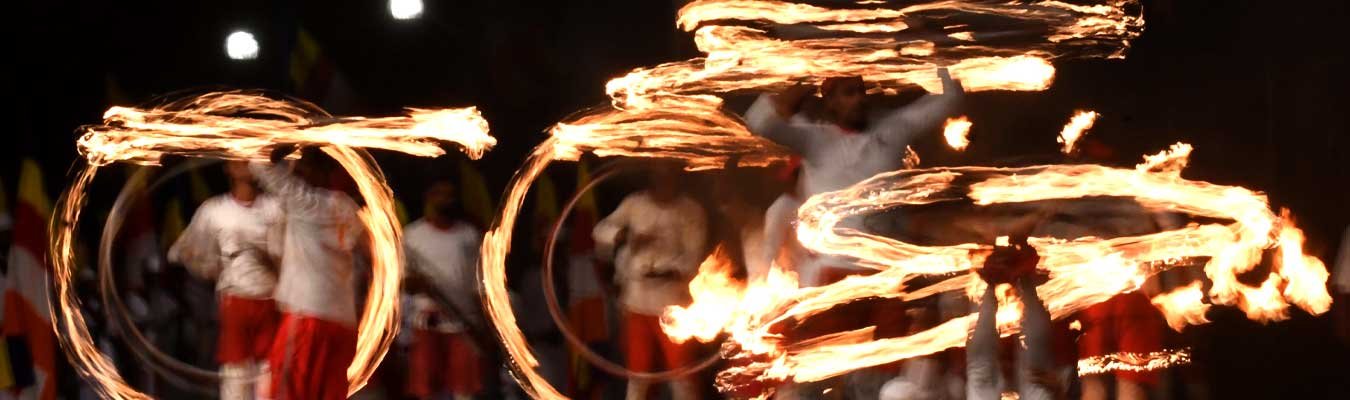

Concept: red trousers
[[217, 295, 279, 363], [268, 313, 357, 400], [623, 311, 695, 373], [406, 329, 483, 397], [1078, 292, 1166, 385]]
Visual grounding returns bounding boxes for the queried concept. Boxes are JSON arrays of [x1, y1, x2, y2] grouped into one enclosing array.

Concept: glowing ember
[[52, 92, 493, 399], [903, 146, 922, 169], [1077, 349, 1193, 376], [944, 116, 973, 151], [1150, 281, 1211, 331], [1058, 110, 1099, 154], [481, 1, 1151, 399]]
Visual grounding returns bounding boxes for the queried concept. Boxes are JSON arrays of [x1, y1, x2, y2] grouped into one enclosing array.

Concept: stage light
[[225, 31, 259, 60], [390, 0, 423, 20]]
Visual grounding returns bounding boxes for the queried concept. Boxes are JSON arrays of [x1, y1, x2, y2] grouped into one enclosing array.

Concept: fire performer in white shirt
[[169, 161, 283, 400], [593, 165, 708, 400], [402, 177, 486, 400], [250, 147, 364, 400]]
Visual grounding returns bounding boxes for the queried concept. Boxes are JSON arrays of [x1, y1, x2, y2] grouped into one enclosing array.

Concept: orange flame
[[700, 143, 1332, 389], [1077, 349, 1192, 376], [1058, 110, 1099, 154], [1150, 281, 1210, 331], [903, 146, 922, 169], [661, 247, 745, 344], [77, 91, 494, 166], [52, 92, 492, 399], [944, 116, 973, 151], [481, 1, 1148, 398]]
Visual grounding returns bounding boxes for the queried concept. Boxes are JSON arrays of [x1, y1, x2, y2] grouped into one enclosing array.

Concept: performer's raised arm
[[745, 84, 820, 155], [876, 68, 964, 147], [249, 146, 339, 215], [966, 280, 1001, 400]]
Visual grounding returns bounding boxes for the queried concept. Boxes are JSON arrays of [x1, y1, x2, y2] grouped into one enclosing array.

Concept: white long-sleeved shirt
[[567, 253, 604, 303], [1334, 225, 1350, 294], [593, 191, 707, 315], [168, 194, 284, 299], [760, 194, 816, 283], [403, 219, 482, 333], [747, 71, 962, 284], [250, 162, 363, 326], [744, 72, 964, 199]]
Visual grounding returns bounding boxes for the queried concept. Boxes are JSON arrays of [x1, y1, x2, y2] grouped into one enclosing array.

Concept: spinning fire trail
[[469, 1, 1316, 400], [51, 91, 494, 400]]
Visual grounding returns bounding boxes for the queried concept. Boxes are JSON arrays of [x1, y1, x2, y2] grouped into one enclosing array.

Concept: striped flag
[[2, 159, 56, 400], [0, 173, 13, 390], [532, 172, 559, 227], [289, 28, 355, 112], [160, 198, 186, 252], [121, 167, 163, 285]]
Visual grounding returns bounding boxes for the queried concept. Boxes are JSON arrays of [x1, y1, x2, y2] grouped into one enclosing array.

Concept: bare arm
[[760, 194, 801, 277], [966, 284, 1001, 400], [248, 161, 334, 215]]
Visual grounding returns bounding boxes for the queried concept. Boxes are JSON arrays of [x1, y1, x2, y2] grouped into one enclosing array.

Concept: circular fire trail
[[479, 1, 1166, 399], [51, 91, 493, 399]]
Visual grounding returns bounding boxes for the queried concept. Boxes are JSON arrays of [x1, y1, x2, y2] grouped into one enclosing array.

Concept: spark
[[903, 146, 921, 169], [944, 116, 972, 151], [1150, 281, 1210, 331], [1078, 349, 1192, 376], [1058, 110, 1099, 154]]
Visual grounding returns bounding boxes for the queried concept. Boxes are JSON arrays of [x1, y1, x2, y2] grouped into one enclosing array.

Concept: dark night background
[[7, 0, 1349, 398]]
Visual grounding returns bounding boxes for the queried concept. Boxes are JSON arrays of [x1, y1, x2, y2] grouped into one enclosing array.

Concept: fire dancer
[[168, 161, 283, 400], [967, 237, 1064, 400], [744, 68, 964, 287], [251, 146, 364, 400], [593, 165, 708, 400], [402, 177, 485, 400]]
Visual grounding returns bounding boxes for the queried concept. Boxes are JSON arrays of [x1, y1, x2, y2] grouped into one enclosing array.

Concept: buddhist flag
[[161, 198, 186, 252], [2, 159, 56, 400]]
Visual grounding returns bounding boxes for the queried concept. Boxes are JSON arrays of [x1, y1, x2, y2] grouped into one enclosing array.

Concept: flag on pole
[[160, 198, 186, 252], [2, 159, 56, 400], [0, 173, 14, 390], [532, 172, 559, 227]]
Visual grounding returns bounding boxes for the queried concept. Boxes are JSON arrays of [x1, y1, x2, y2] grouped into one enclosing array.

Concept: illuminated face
[[822, 77, 866, 130], [424, 181, 457, 218], [224, 160, 253, 181]]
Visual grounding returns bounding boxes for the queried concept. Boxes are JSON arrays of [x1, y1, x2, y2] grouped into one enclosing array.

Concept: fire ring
[[97, 160, 235, 394], [540, 162, 720, 381], [52, 149, 404, 400]]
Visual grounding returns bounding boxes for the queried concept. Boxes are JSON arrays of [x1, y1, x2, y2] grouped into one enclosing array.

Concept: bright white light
[[390, 0, 423, 20], [225, 31, 259, 60]]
